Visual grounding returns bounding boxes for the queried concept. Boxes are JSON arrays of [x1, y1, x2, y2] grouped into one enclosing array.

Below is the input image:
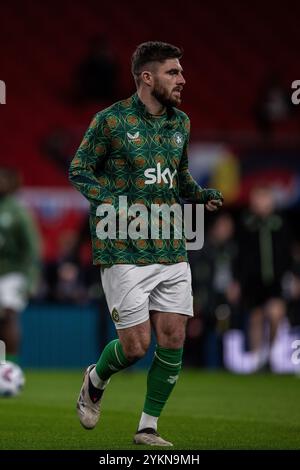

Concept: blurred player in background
[[235, 185, 291, 355], [0, 167, 40, 368], [69, 41, 223, 446]]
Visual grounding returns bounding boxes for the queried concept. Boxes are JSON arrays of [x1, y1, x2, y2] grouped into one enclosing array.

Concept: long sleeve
[[69, 113, 112, 203]]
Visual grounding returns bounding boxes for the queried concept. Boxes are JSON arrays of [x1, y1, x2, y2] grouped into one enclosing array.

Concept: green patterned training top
[[69, 93, 204, 266]]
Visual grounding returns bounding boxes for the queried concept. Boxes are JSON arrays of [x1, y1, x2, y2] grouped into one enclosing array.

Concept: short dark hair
[[131, 41, 183, 84]]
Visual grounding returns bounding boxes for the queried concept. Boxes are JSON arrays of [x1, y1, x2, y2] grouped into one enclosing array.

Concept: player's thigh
[[101, 264, 151, 330], [149, 262, 193, 317]]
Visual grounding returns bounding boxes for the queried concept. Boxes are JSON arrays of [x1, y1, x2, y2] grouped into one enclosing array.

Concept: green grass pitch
[[0, 370, 299, 450]]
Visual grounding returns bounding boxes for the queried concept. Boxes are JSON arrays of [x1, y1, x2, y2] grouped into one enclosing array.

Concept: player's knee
[[123, 340, 149, 362], [124, 349, 146, 362], [160, 331, 186, 349], [156, 327, 185, 349]]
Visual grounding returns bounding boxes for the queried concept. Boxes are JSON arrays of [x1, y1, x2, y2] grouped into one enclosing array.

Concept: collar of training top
[[131, 92, 179, 125]]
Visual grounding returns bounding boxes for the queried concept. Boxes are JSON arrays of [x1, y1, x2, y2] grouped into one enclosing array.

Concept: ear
[[140, 71, 153, 87]]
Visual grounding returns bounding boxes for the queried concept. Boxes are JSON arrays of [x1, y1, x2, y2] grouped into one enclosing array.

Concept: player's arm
[[69, 113, 112, 203], [178, 118, 223, 210]]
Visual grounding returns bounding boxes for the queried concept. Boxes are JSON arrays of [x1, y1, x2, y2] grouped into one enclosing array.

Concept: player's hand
[[205, 199, 223, 211], [200, 188, 224, 211]]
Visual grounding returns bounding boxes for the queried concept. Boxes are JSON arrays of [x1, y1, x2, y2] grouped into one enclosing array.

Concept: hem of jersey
[[94, 259, 188, 267]]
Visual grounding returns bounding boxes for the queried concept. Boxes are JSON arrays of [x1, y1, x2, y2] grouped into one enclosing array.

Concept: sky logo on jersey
[[144, 163, 177, 189]]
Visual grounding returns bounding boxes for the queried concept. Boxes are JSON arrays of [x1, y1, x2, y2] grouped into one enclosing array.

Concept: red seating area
[[1, 0, 299, 186]]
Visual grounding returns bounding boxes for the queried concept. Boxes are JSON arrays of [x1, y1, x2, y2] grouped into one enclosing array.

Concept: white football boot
[[133, 428, 173, 446], [76, 364, 106, 430]]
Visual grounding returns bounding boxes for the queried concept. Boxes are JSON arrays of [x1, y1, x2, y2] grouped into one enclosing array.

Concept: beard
[[151, 81, 182, 108]]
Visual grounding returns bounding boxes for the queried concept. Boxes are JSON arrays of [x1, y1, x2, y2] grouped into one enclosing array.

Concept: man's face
[[250, 187, 275, 218], [151, 58, 185, 107]]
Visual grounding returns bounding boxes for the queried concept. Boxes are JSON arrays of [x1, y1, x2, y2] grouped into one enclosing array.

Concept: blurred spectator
[[41, 126, 79, 172], [234, 185, 291, 357], [188, 213, 238, 367], [40, 216, 103, 305], [54, 261, 86, 303], [254, 72, 293, 136], [72, 35, 120, 104], [0, 168, 41, 365], [284, 241, 300, 327]]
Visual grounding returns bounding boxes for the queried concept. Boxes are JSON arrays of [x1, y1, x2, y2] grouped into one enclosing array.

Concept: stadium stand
[[1, 0, 299, 186]]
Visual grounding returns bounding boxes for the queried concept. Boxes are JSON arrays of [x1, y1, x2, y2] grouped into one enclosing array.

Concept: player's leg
[[92, 319, 151, 387], [77, 264, 154, 429], [0, 308, 20, 362], [0, 273, 27, 364], [147, 311, 187, 425], [134, 262, 193, 446], [77, 319, 151, 429], [134, 312, 187, 446]]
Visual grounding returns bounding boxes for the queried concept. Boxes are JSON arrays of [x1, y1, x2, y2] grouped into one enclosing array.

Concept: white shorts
[[101, 262, 193, 330], [0, 273, 27, 316]]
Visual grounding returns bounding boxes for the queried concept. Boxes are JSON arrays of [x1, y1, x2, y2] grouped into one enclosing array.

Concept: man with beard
[[69, 41, 223, 446]]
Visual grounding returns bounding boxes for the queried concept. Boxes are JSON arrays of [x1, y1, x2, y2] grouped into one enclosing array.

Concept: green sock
[[95, 339, 135, 381], [143, 345, 183, 417]]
